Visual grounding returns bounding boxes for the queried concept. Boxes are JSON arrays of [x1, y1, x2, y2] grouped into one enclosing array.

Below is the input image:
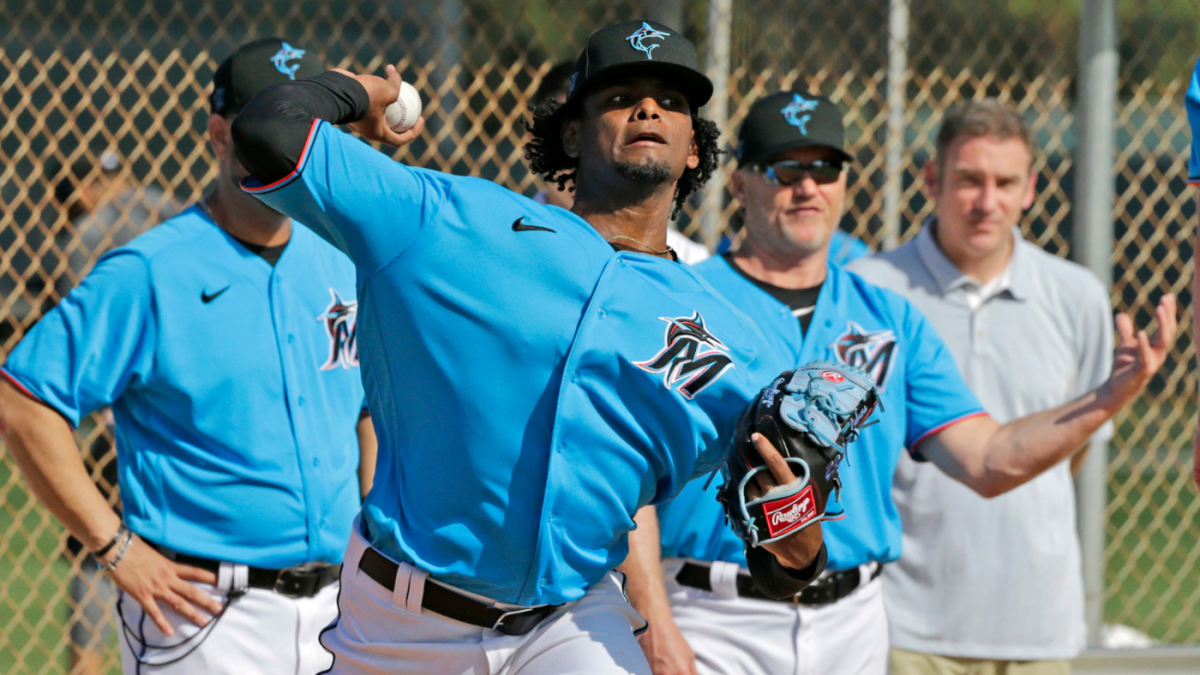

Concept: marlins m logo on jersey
[[626, 22, 670, 60], [781, 93, 820, 134], [271, 42, 306, 80], [831, 321, 896, 389], [635, 311, 734, 399], [317, 289, 359, 371]]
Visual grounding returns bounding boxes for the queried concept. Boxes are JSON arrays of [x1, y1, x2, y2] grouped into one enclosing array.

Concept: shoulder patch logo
[[271, 42, 306, 80], [634, 311, 734, 399], [781, 93, 820, 134], [830, 321, 896, 390], [626, 22, 671, 60], [317, 289, 359, 370]]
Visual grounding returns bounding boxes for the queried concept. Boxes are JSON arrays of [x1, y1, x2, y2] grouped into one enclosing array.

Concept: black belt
[[676, 561, 882, 606], [359, 546, 559, 636], [169, 552, 340, 599]]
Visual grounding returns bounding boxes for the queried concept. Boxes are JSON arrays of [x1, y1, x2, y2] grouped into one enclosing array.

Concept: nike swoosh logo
[[512, 217, 555, 233], [201, 286, 230, 304]]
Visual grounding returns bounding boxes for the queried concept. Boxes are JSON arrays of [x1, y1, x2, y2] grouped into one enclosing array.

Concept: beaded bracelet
[[98, 529, 134, 572], [93, 523, 128, 559]]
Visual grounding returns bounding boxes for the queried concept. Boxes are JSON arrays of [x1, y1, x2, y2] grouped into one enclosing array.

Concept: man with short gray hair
[[848, 99, 1122, 673]]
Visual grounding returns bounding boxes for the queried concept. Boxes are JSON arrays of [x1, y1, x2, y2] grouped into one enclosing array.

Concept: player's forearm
[[356, 414, 378, 499], [0, 380, 122, 551], [984, 385, 1127, 496], [932, 392, 1116, 498], [617, 506, 676, 625], [232, 71, 370, 183]]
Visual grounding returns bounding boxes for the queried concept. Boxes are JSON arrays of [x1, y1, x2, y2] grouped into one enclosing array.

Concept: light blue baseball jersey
[[1188, 54, 1200, 185], [1, 207, 366, 568], [657, 257, 986, 571], [242, 121, 781, 606], [829, 230, 871, 266]]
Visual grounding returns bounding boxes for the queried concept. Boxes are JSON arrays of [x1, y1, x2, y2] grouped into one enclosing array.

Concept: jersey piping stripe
[[1, 367, 78, 429], [241, 118, 322, 194], [909, 410, 989, 457], [1189, 178, 1200, 185], [1, 367, 39, 402]]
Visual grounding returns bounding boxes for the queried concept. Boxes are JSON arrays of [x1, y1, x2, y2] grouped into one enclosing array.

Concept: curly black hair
[[523, 99, 723, 220]]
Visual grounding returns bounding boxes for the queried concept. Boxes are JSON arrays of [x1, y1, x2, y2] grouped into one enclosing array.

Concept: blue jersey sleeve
[[899, 301, 987, 455], [1188, 54, 1200, 185], [1, 251, 155, 426], [243, 122, 452, 276]]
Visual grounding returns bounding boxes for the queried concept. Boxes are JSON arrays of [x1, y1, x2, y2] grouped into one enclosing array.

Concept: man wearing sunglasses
[[620, 92, 1174, 675]]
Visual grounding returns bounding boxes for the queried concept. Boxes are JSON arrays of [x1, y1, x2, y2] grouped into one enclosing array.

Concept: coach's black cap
[[736, 92, 852, 166], [565, 20, 713, 109], [209, 38, 324, 116]]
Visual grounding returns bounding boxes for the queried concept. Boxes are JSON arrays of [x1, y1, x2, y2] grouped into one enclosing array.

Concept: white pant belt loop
[[217, 561, 249, 594], [709, 560, 742, 601]]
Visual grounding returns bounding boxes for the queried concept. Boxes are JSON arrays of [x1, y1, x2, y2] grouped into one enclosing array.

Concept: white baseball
[[384, 81, 422, 133]]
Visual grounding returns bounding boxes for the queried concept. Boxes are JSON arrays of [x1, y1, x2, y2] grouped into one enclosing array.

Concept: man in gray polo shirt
[[848, 99, 1120, 674]]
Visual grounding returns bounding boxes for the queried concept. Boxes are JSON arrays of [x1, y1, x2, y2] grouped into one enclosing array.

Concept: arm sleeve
[[1, 251, 155, 426], [1076, 277, 1115, 442], [902, 302, 988, 456], [1188, 54, 1200, 185], [231, 71, 449, 273], [745, 542, 828, 599]]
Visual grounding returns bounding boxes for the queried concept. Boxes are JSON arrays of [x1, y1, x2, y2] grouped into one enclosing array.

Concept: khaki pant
[[890, 648, 1070, 675]]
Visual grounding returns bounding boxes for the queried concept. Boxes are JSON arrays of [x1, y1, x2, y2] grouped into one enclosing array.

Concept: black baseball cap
[[736, 92, 852, 166], [564, 20, 713, 110], [209, 38, 324, 116]]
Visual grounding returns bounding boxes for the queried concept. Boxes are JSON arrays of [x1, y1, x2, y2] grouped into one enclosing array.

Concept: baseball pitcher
[[229, 20, 826, 675]]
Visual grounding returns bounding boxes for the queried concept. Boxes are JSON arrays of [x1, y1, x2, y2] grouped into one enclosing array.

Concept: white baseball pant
[[661, 558, 889, 675], [318, 518, 651, 675], [115, 563, 339, 674]]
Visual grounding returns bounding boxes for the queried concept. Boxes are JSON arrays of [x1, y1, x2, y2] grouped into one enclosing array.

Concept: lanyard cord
[[117, 587, 246, 668]]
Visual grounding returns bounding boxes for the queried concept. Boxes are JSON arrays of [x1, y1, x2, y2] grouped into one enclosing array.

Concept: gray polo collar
[[914, 216, 1028, 302]]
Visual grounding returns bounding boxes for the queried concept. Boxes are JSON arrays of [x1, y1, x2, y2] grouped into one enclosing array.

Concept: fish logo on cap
[[626, 22, 671, 60], [781, 93, 820, 135], [270, 42, 306, 80]]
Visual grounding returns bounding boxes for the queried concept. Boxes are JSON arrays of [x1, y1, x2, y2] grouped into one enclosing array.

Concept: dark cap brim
[[740, 138, 853, 167], [566, 61, 713, 110]]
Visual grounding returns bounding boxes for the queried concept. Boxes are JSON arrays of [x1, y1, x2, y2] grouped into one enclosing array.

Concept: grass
[[0, 457, 77, 675], [1106, 475, 1200, 643]]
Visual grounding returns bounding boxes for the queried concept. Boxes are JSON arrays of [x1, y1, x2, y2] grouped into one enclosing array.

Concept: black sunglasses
[[755, 159, 845, 186]]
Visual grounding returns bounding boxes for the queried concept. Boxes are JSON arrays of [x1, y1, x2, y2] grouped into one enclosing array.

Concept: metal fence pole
[[882, 0, 909, 250], [701, 0, 733, 249], [1075, 0, 1118, 649], [647, 0, 684, 35]]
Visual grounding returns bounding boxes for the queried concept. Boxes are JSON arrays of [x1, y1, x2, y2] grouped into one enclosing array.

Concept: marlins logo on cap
[[626, 22, 671, 60], [781, 93, 820, 135], [563, 20, 713, 108], [270, 42, 307, 80]]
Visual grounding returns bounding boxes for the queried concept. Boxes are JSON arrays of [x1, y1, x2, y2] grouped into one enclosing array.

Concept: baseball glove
[[717, 361, 881, 548]]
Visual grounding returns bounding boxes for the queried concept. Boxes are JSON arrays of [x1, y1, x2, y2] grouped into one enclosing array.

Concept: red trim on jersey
[[910, 411, 990, 455], [0, 368, 40, 402], [242, 118, 322, 193]]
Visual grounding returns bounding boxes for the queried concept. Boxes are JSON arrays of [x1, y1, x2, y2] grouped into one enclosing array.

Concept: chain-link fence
[[1, 1, 1198, 672]]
